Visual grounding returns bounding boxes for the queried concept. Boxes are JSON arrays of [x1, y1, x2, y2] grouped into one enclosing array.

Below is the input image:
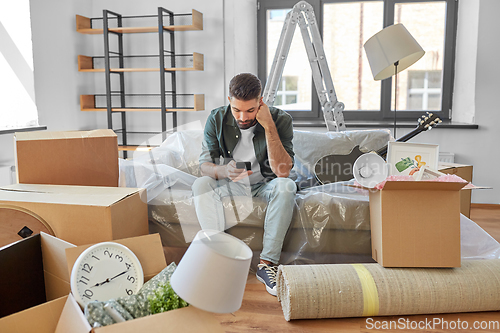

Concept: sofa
[[119, 129, 393, 266]]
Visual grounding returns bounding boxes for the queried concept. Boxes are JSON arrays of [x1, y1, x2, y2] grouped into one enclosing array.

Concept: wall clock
[[70, 242, 144, 307]]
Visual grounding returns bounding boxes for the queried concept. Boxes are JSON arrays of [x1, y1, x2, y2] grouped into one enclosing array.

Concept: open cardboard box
[[0, 294, 223, 333], [0, 184, 148, 246], [438, 162, 473, 218], [0, 232, 76, 319], [0, 295, 68, 333], [368, 180, 469, 267], [14, 129, 119, 187], [0, 233, 223, 332], [55, 293, 223, 333]]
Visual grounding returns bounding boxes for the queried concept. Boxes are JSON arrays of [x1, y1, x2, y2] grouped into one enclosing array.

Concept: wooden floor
[[207, 205, 500, 332]]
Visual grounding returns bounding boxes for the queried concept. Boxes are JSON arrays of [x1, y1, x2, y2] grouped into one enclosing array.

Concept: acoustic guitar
[[313, 112, 442, 185]]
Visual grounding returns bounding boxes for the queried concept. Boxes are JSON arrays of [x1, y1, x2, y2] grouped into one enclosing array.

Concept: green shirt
[[199, 105, 294, 181]]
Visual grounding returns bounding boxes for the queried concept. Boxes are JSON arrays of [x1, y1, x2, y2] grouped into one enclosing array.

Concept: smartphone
[[235, 161, 252, 171]]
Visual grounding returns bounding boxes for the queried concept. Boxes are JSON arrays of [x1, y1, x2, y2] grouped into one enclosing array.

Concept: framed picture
[[387, 142, 439, 176]]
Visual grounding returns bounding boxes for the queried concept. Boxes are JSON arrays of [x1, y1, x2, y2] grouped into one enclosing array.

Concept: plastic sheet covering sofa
[[118, 129, 499, 267]]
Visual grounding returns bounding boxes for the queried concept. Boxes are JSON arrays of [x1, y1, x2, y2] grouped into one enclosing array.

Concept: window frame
[[257, 0, 458, 122]]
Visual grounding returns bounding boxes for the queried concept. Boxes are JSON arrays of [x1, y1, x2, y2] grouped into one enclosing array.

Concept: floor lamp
[[364, 23, 425, 138]]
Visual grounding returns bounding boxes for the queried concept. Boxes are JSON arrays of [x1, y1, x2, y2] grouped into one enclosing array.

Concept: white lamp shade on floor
[[364, 23, 425, 80], [170, 229, 253, 314]]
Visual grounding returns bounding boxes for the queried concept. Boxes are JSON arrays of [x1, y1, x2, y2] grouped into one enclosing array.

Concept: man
[[192, 73, 296, 296]]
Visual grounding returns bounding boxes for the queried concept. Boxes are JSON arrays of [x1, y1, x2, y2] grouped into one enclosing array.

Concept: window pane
[[267, 9, 312, 112], [323, 1, 383, 111], [409, 72, 425, 89], [392, 1, 446, 111], [286, 95, 297, 104], [275, 95, 282, 106], [428, 71, 442, 89], [408, 94, 423, 110], [407, 70, 441, 110], [428, 94, 441, 110], [285, 76, 298, 91]]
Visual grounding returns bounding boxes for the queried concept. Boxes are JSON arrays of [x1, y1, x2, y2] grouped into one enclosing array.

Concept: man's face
[[229, 97, 260, 129]]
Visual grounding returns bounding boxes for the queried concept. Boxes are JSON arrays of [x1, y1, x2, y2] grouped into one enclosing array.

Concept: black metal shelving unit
[[76, 8, 204, 158]]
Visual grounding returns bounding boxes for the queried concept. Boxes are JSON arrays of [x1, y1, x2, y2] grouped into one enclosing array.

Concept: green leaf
[[148, 282, 188, 314]]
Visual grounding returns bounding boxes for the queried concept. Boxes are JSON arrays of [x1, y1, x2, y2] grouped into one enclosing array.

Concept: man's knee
[[271, 177, 297, 198], [192, 176, 217, 195]]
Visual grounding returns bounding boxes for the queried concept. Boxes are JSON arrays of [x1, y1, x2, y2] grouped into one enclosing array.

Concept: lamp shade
[[364, 23, 425, 80], [170, 229, 252, 314]]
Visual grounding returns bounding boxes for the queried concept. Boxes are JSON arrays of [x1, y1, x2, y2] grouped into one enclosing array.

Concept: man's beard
[[237, 118, 257, 129]]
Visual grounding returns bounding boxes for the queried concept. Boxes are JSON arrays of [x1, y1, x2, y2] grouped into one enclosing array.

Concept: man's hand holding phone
[[226, 160, 253, 182]]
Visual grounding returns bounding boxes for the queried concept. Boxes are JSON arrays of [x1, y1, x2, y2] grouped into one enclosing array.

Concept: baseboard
[[471, 203, 500, 209]]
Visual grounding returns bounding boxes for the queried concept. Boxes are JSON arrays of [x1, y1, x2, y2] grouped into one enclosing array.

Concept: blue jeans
[[192, 176, 297, 264]]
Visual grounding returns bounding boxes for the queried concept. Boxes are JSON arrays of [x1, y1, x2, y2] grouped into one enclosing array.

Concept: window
[[275, 76, 299, 108], [269, 9, 289, 21], [257, 0, 458, 123], [0, 0, 39, 131], [407, 70, 442, 110]]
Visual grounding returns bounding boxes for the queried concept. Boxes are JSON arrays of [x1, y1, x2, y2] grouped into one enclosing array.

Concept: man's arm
[[201, 161, 252, 182], [200, 162, 228, 179], [256, 100, 293, 178]]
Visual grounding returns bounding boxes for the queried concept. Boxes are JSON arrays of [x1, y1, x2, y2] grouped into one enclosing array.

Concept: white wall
[[30, 1, 98, 131], [223, 0, 258, 92], [0, 1, 96, 186], [452, 0, 478, 124]]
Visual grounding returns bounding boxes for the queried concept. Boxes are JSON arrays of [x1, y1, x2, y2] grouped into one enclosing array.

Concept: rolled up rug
[[276, 260, 500, 321]]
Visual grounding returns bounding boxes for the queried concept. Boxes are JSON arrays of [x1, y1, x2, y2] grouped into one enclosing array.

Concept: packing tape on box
[[351, 264, 379, 317], [276, 260, 500, 321]]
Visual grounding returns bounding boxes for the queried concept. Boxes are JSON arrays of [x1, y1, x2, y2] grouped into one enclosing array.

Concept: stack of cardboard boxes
[[0, 130, 223, 332]]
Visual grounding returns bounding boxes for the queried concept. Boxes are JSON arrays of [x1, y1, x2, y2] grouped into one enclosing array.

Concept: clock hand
[[91, 278, 110, 287], [108, 270, 128, 282], [91, 270, 128, 288]]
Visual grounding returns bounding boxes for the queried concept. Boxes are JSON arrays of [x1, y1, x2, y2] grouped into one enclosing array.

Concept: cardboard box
[[15, 129, 119, 187], [0, 295, 68, 333], [369, 181, 466, 268], [0, 294, 223, 333], [0, 233, 223, 332], [438, 162, 473, 218], [0, 232, 75, 318], [56, 293, 223, 333], [0, 184, 148, 246]]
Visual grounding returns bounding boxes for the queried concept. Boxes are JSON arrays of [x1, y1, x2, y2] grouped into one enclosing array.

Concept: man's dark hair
[[229, 73, 262, 101]]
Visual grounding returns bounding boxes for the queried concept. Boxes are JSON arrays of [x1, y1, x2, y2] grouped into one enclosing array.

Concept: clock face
[[70, 242, 144, 307]]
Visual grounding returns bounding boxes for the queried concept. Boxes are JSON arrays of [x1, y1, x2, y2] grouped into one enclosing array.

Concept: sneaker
[[256, 263, 278, 296]]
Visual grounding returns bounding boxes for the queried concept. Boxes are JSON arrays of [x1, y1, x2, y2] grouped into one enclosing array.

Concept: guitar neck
[[376, 126, 424, 158]]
